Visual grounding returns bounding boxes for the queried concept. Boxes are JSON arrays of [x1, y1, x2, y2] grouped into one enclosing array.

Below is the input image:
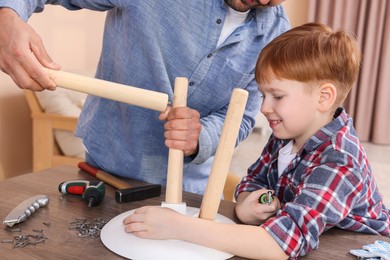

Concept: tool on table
[[78, 162, 161, 203], [45, 68, 169, 112], [199, 89, 248, 221], [59, 180, 105, 207], [258, 190, 274, 205], [68, 218, 108, 239], [161, 77, 188, 215], [350, 240, 390, 259], [3, 195, 49, 227]]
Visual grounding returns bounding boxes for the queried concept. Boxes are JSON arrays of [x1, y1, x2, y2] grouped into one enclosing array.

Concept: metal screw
[[42, 221, 51, 227], [69, 218, 108, 239], [7, 230, 49, 249]]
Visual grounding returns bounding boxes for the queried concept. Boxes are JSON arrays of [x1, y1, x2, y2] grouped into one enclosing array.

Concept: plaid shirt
[[235, 108, 390, 258]]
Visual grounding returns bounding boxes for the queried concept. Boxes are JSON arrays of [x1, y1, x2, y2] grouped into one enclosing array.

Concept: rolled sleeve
[[190, 124, 214, 164], [262, 205, 321, 258], [263, 159, 365, 257], [0, 0, 37, 20]]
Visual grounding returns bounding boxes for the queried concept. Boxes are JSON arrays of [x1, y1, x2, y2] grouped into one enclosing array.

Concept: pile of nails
[[1, 228, 48, 248], [68, 218, 108, 239]]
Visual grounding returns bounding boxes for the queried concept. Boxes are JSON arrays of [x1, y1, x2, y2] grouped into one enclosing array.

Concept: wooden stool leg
[[199, 89, 248, 220], [162, 77, 188, 214]]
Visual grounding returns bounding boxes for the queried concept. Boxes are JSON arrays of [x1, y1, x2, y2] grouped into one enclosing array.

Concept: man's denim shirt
[[3, 0, 290, 194]]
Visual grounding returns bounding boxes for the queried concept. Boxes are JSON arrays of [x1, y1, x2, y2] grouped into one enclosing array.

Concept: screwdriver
[[58, 180, 105, 207]]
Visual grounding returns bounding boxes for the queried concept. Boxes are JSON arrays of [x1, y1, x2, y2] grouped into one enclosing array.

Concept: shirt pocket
[[190, 60, 255, 113], [215, 59, 254, 90]]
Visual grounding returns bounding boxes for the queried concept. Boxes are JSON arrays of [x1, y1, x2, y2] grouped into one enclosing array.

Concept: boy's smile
[[268, 119, 282, 128]]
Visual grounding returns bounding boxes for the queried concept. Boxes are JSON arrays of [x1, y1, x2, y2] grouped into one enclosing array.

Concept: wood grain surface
[[0, 165, 388, 259]]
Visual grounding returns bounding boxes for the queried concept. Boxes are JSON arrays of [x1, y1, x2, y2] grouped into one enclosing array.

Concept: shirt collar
[[254, 6, 285, 35], [219, 0, 280, 36], [302, 107, 351, 153]]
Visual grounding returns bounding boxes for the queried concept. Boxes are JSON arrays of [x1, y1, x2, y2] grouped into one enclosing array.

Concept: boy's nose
[[260, 98, 272, 115]]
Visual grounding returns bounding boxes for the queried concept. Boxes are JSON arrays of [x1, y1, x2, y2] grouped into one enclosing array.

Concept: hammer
[[78, 162, 161, 203], [45, 68, 169, 112]]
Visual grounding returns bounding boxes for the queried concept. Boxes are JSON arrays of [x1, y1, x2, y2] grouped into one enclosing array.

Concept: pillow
[[35, 89, 87, 158]]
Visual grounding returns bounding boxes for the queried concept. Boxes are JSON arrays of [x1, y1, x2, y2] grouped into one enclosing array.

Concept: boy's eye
[[274, 95, 283, 100]]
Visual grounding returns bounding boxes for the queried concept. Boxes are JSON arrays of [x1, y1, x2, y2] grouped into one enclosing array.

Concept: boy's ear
[[318, 83, 337, 112]]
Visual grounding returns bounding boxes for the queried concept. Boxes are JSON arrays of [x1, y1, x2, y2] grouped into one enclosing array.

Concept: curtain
[[307, 0, 390, 144]]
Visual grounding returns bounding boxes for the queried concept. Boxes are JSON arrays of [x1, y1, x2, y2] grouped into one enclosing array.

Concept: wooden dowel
[[199, 89, 248, 220], [45, 69, 169, 112], [165, 77, 188, 204]]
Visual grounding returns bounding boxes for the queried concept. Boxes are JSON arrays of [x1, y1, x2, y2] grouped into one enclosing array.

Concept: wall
[[0, 5, 105, 180], [254, 0, 309, 131], [0, 1, 308, 180], [0, 73, 32, 179], [283, 0, 309, 27]]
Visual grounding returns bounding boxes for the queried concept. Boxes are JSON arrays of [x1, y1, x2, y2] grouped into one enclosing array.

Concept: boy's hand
[[159, 106, 201, 156], [123, 206, 185, 240], [235, 189, 280, 225]]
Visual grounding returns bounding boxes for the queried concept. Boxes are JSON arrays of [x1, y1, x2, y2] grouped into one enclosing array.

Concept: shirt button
[[207, 53, 212, 58], [189, 81, 195, 86], [216, 19, 222, 24]]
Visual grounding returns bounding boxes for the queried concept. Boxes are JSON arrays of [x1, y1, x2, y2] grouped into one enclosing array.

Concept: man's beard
[[225, 0, 269, 12], [224, 0, 250, 12]]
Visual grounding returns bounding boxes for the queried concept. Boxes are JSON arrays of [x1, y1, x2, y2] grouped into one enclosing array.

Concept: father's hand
[[0, 8, 60, 91], [160, 106, 201, 156]]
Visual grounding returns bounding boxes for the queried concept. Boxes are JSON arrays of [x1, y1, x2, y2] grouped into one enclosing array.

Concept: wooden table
[[0, 165, 388, 259]]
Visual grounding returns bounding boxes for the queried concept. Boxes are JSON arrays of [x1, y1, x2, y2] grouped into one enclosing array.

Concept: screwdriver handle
[[58, 180, 105, 207], [59, 180, 90, 195]]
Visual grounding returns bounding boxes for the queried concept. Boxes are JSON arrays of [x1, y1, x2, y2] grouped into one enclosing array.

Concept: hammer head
[[115, 184, 161, 203]]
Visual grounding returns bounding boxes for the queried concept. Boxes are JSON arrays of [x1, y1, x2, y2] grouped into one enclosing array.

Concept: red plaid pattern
[[236, 108, 390, 258]]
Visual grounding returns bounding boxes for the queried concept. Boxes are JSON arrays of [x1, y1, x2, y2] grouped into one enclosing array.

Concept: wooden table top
[[0, 165, 388, 259]]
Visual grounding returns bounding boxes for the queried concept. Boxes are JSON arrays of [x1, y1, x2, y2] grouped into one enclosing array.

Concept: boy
[[123, 23, 390, 259]]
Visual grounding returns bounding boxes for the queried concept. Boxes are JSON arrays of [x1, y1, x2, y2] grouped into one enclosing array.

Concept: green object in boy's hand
[[258, 191, 274, 205]]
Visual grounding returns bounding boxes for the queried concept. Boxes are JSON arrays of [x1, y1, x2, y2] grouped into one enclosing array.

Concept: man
[[0, 0, 289, 194]]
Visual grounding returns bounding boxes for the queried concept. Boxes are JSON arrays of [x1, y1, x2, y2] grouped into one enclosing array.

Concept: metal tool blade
[[3, 195, 49, 227]]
